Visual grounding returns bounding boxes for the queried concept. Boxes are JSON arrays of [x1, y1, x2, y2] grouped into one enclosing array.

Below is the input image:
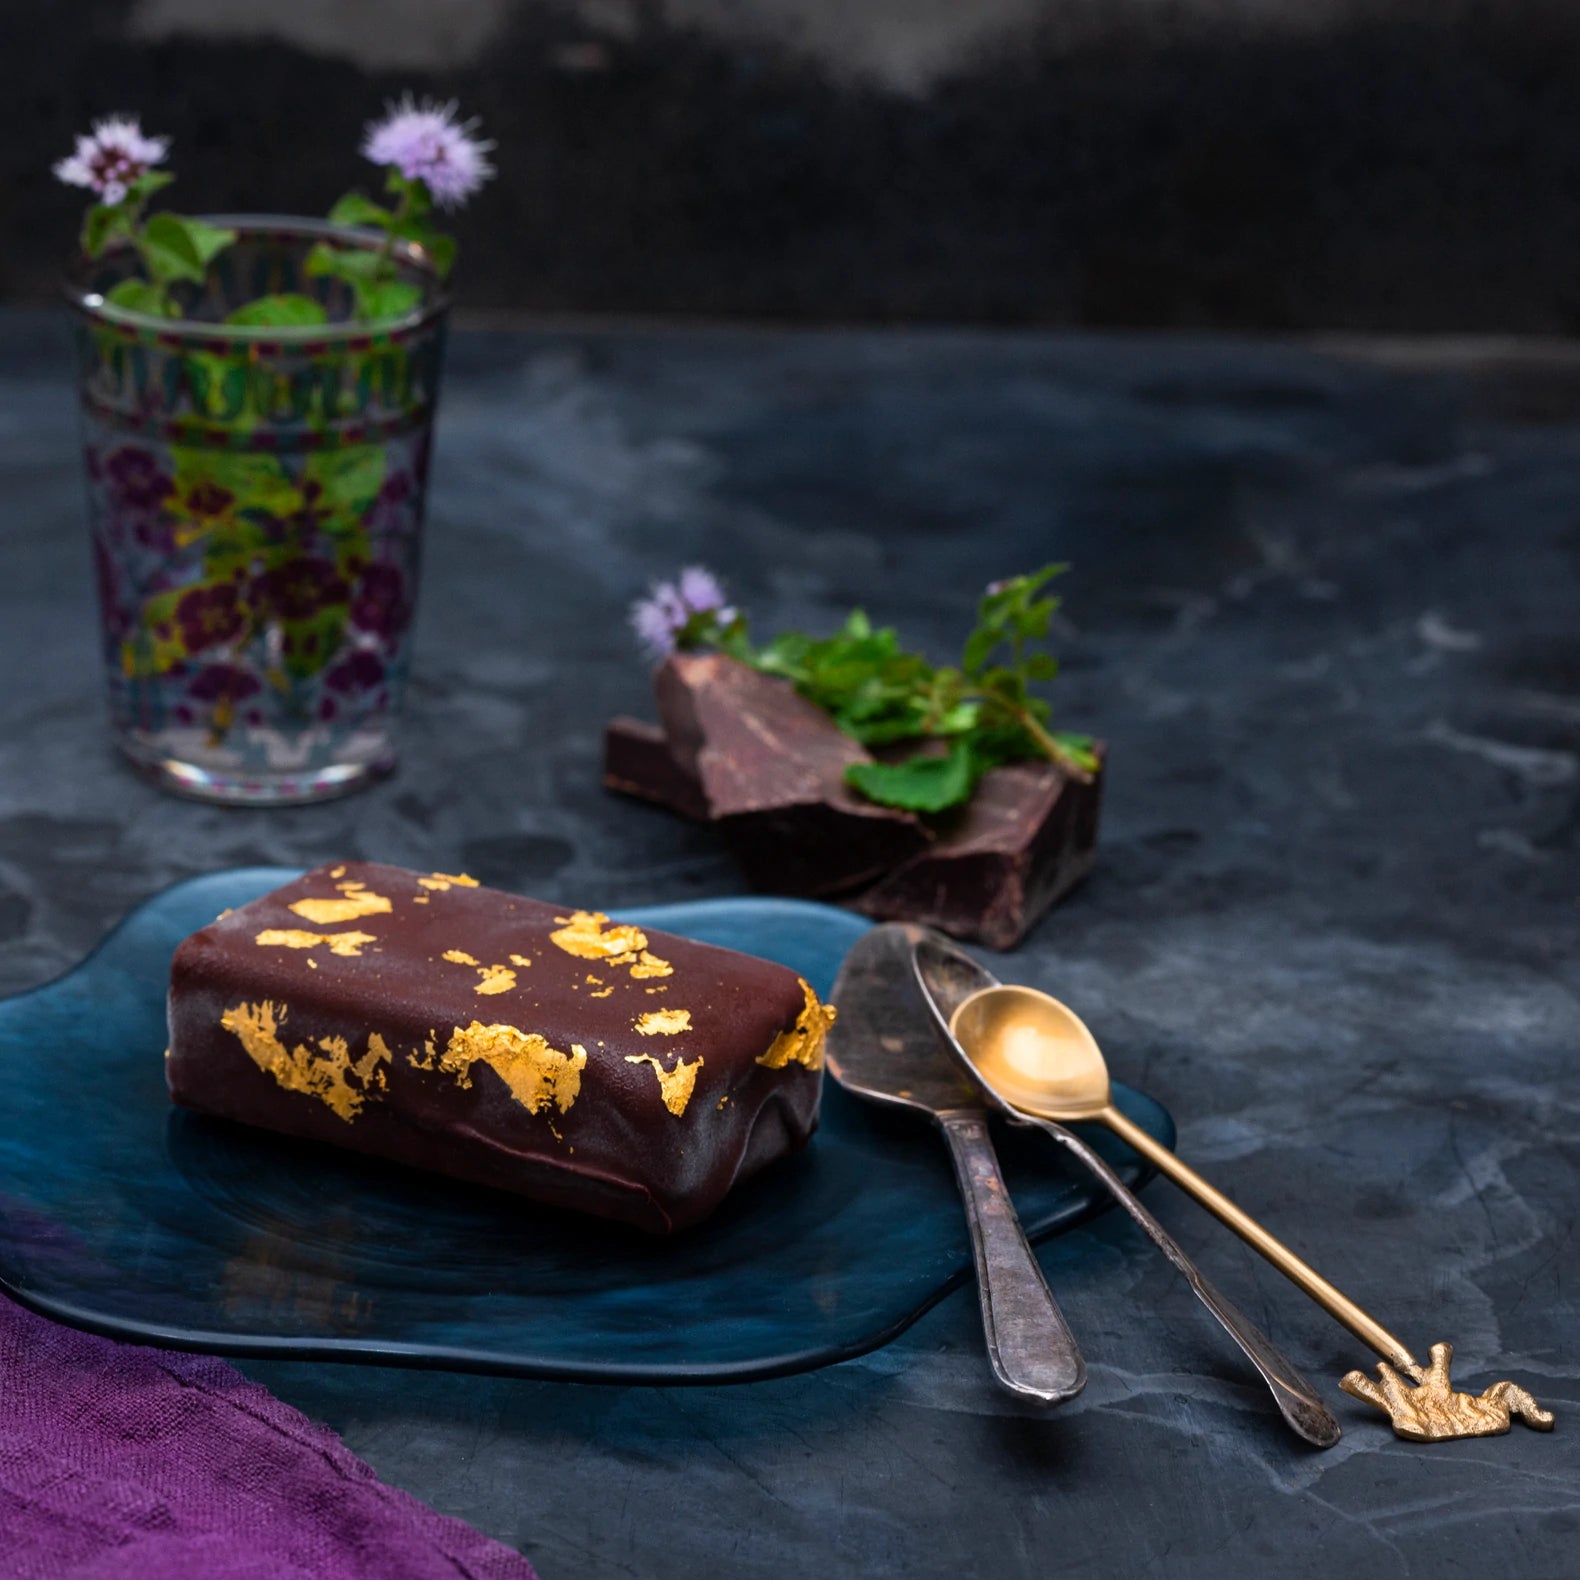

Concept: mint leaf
[[358, 280, 422, 321], [845, 741, 980, 813], [961, 624, 997, 676], [182, 217, 237, 265], [104, 278, 171, 316], [82, 203, 132, 259], [1050, 731, 1101, 774], [422, 232, 457, 278], [329, 191, 392, 230], [224, 293, 328, 327], [306, 242, 388, 281], [126, 171, 175, 205], [141, 213, 235, 284], [140, 213, 203, 283]]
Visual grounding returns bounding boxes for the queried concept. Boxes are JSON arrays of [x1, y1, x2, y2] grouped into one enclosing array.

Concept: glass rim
[[62, 214, 452, 343]]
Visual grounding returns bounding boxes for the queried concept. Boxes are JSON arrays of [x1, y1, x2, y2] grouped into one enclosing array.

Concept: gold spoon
[[950, 983, 1555, 1443]]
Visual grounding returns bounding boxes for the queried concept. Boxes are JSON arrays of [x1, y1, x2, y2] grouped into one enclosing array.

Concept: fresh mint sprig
[[634, 564, 1099, 813], [58, 99, 492, 329], [58, 117, 237, 320], [306, 99, 493, 322]]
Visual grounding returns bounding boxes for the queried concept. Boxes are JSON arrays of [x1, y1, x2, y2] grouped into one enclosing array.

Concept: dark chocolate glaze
[[166, 862, 826, 1232]]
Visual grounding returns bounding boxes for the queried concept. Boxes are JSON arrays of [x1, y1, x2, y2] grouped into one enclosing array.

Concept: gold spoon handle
[[1102, 1104, 1417, 1371]]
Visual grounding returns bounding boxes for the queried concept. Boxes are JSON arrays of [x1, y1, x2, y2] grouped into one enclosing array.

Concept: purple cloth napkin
[[0, 1294, 539, 1580]]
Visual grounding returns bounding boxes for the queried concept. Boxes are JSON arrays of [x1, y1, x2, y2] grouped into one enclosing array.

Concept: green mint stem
[[977, 683, 1094, 782], [1018, 710, 1093, 781]]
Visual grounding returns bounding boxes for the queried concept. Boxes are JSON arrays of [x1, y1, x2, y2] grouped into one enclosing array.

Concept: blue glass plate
[[0, 870, 1174, 1382]]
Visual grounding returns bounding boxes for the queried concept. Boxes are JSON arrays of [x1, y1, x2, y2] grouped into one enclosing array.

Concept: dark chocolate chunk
[[602, 716, 708, 821], [653, 653, 931, 896], [852, 756, 1104, 948], [166, 862, 834, 1232]]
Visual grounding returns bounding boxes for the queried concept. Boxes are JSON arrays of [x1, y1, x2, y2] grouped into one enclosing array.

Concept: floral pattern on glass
[[74, 222, 443, 790]]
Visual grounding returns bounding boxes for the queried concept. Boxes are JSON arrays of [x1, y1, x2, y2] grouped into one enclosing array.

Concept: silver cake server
[[910, 927, 1341, 1448], [827, 926, 1086, 1406]]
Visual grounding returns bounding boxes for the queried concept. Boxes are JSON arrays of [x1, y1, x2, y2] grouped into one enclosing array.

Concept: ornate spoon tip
[[1340, 1342, 1555, 1442]]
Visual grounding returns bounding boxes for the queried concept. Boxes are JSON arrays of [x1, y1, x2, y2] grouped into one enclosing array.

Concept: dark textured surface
[[1, 307, 1578, 1575]]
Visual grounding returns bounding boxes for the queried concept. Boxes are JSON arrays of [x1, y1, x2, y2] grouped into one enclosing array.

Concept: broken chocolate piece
[[653, 653, 931, 897], [852, 757, 1104, 948], [166, 861, 833, 1232], [603, 716, 709, 821]]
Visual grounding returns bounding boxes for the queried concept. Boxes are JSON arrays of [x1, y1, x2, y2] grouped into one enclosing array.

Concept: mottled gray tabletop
[[1, 310, 1576, 1578]]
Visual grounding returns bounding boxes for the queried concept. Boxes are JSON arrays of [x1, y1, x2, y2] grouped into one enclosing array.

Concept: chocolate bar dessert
[[166, 862, 835, 1232]]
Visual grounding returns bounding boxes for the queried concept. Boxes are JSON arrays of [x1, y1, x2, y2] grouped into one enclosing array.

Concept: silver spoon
[[827, 926, 1086, 1406], [912, 931, 1341, 1448]]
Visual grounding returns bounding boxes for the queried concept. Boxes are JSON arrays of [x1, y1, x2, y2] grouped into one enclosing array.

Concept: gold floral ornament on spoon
[[949, 983, 1556, 1444], [1341, 1343, 1553, 1442]]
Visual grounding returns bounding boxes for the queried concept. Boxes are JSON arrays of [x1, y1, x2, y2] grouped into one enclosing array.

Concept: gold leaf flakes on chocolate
[[510, 954, 533, 968], [550, 912, 674, 979], [441, 949, 518, 995], [757, 978, 837, 1071], [219, 1001, 389, 1122], [255, 928, 378, 958], [551, 910, 649, 961], [289, 891, 392, 924], [418, 872, 479, 892], [625, 1053, 704, 1116], [439, 1022, 585, 1114], [635, 1009, 692, 1036]]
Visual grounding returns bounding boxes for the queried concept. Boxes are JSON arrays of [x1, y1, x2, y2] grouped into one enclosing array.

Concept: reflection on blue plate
[[0, 870, 1174, 1382]]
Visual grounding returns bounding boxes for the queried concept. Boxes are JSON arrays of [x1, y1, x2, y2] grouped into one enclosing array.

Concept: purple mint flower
[[677, 565, 733, 621], [54, 115, 169, 206], [349, 563, 409, 638], [629, 566, 734, 659], [105, 446, 173, 513], [630, 580, 688, 660], [188, 663, 261, 703], [251, 557, 349, 621], [362, 97, 494, 209], [324, 650, 386, 694], [174, 583, 246, 651]]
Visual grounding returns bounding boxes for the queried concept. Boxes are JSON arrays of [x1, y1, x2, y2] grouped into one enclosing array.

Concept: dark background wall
[[9, 0, 1580, 330]]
